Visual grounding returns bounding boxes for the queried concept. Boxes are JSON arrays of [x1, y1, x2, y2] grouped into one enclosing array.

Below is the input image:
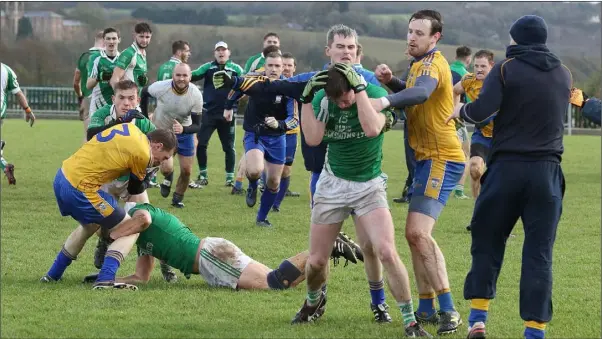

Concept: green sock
[[200, 169, 208, 179], [226, 172, 234, 181], [454, 184, 464, 193], [1, 157, 7, 171], [398, 301, 417, 327], [306, 289, 322, 306]]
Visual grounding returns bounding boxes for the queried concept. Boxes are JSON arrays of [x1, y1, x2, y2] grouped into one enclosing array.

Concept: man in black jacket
[[446, 15, 571, 339]]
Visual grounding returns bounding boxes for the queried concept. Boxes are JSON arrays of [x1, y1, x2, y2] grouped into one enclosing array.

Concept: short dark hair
[[265, 51, 282, 60], [147, 129, 178, 151], [262, 45, 280, 56], [103, 27, 119, 38], [409, 10, 443, 37], [113, 79, 138, 94], [134, 22, 152, 34], [281, 52, 296, 65], [172, 40, 189, 55], [474, 49, 495, 63], [456, 46, 472, 59], [263, 32, 279, 41], [325, 67, 351, 100]]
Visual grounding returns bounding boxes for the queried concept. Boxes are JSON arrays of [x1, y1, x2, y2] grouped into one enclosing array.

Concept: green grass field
[[1, 120, 600, 338]]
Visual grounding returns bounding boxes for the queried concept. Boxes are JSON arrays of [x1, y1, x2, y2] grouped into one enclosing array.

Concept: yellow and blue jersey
[[461, 73, 494, 139]]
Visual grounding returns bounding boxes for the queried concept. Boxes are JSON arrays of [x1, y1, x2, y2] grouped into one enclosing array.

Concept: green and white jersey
[[115, 43, 148, 89], [88, 50, 121, 114], [88, 104, 156, 182], [157, 57, 181, 81], [243, 52, 265, 74], [77, 47, 103, 98], [1, 63, 21, 119], [130, 203, 202, 276], [312, 84, 390, 182]]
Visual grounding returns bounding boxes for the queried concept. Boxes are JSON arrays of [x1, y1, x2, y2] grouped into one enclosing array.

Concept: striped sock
[[0, 157, 7, 171], [468, 299, 489, 327], [398, 301, 417, 327], [369, 279, 386, 305], [524, 321, 546, 339], [47, 246, 76, 281], [454, 184, 464, 192], [199, 168, 208, 179], [306, 289, 322, 306]]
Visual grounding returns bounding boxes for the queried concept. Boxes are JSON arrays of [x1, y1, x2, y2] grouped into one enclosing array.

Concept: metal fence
[[5, 86, 601, 135]]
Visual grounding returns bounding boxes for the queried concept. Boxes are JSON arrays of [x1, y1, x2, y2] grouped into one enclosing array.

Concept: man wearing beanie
[[447, 15, 571, 339]]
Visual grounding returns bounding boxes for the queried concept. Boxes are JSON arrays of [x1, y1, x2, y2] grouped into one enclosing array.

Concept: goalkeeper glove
[[137, 74, 149, 87], [119, 109, 145, 123], [213, 70, 235, 90], [100, 71, 113, 81], [300, 70, 328, 104], [333, 63, 366, 93], [383, 109, 398, 132]]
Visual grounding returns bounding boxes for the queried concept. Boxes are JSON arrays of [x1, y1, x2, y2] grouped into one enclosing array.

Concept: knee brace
[[266, 260, 302, 290]]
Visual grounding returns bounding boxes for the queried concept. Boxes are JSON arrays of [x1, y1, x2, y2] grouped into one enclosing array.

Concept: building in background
[[1, 2, 86, 40]]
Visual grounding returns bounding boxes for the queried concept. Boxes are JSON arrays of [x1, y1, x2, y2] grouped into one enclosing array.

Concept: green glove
[[300, 70, 329, 104], [333, 63, 366, 93], [383, 109, 398, 132], [213, 70, 234, 89]]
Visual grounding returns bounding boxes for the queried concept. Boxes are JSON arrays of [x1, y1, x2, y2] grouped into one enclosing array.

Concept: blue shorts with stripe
[[53, 169, 125, 228], [285, 133, 298, 166], [176, 133, 195, 157], [409, 159, 465, 220], [243, 132, 286, 165]]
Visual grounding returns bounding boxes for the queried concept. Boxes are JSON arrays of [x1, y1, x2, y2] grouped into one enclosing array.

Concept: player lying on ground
[[82, 203, 363, 291], [86, 89, 178, 282]]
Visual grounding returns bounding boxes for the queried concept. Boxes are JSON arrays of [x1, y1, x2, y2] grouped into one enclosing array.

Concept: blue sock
[[417, 294, 436, 318], [369, 280, 386, 305], [437, 290, 455, 312], [248, 178, 258, 190], [234, 179, 243, 190], [468, 309, 488, 327], [95, 251, 123, 283], [524, 327, 545, 339], [310, 172, 320, 207], [257, 188, 278, 221], [273, 176, 290, 208], [47, 247, 75, 281]]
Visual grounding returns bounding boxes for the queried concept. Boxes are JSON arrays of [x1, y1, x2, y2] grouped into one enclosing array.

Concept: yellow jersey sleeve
[[404, 51, 465, 163], [62, 123, 150, 191], [461, 73, 482, 103]]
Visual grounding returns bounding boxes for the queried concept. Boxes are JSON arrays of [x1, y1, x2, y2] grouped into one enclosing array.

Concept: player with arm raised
[[1, 63, 35, 185], [86, 83, 178, 283], [288, 65, 429, 338], [140, 63, 203, 208], [73, 30, 104, 139], [190, 41, 243, 188], [87, 27, 121, 117], [110, 22, 152, 92], [452, 50, 495, 205], [82, 202, 362, 291], [41, 80, 177, 290], [371, 10, 465, 335]]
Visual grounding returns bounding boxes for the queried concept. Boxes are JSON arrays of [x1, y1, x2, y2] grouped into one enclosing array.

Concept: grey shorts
[[81, 96, 91, 120], [198, 237, 252, 289], [311, 169, 389, 225]]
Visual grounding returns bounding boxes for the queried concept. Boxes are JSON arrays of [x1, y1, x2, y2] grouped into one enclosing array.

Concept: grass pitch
[[1, 120, 600, 338]]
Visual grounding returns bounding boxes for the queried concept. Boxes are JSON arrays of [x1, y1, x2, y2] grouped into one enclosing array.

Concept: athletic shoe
[[405, 321, 433, 337], [246, 187, 257, 207], [256, 219, 273, 228], [371, 303, 392, 323], [40, 274, 58, 282], [437, 310, 462, 335], [331, 238, 357, 266], [337, 232, 364, 262], [415, 311, 440, 325], [285, 189, 300, 197], [4, 164, 15, 185], [291, 292, 327, 324], [231, 186, 245, 195], [160, 180, 171, 198], [93, 281, 138, 291], [467, 322, 486, 339], [160, 261, 178, 282]]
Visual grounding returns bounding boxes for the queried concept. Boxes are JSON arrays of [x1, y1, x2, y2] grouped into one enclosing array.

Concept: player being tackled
[[82, 203, 363, 291]]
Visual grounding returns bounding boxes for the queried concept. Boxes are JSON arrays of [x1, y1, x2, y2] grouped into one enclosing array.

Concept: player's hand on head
[[333, 63, 366, 93], [375, 64, 393, 84], [264, 117, 279, 129], [213, 71, 234, 89], [172, 119, 183, 134], [300, 70, 328, 104]]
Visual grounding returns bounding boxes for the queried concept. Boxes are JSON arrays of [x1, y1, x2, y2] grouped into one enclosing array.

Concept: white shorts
[[311, 169, 389, 225], [457, 126, 469, 144], [101, 179, 130, 201], [198, 237, 252, 289]]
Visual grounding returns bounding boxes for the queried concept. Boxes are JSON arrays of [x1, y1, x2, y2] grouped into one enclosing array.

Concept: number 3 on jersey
[[96, 124, 131, 142]]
